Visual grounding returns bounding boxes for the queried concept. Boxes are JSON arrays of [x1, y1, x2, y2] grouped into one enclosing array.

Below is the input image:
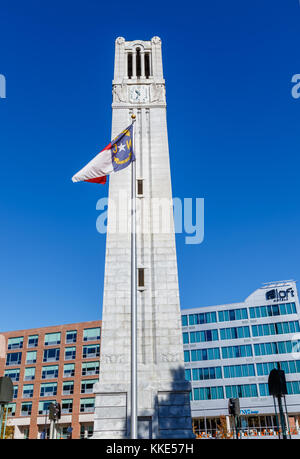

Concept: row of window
[[184, 360, 300, 382], [7, 328, 101, 350], [5, 361, 99, 382], [183, 320, 300, 344], [182, 303, 297, 326], [6, 398, 95, 417], [191, 380, 300, 401], [6, 344, 100, 366], [12, 379, 97, 400], [183, 339, 300, 362]]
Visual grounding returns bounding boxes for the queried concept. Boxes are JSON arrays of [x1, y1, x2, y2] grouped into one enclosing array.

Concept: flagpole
[[130, 113, 138, 439]]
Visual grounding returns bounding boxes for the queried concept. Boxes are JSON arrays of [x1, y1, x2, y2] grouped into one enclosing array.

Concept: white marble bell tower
[[93, 37, 194, 439]]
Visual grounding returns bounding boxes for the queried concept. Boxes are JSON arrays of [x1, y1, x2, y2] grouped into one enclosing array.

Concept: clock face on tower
[[129, 85, 149, 103]]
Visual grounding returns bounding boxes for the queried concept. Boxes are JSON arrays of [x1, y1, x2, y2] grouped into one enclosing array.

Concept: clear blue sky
[[0, 0, 299, 331]]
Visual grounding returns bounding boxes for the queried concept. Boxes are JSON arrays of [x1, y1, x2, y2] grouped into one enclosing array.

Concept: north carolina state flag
[[72, 124, 135, 184]]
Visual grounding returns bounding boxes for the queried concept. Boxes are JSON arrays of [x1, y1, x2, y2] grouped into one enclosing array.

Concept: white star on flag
[[118, 143, 126, 152]]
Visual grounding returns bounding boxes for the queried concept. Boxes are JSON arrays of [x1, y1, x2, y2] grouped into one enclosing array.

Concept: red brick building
[[0, 320, 101, 439]]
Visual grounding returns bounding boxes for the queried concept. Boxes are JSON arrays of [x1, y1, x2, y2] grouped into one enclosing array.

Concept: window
[[80, 424, 94, 439], [24, 367, 35, 381], [66, 330, 77, 344], [189, 312, 217, 325], [220, 326, 250, 340], [191, 347, 221, 362], [5, 368, 20, 382], [21, 402, 32, 416], [62, 381, 74, 395], [193, 386, 224, 401], [61, 399, 73, 414], [183, 333, 189, 344], [189, 329, 219, 343], [254, 342, 278, 356], [6, 352, 22, 366], [27, 335, 38, 348], [82, 361, 99, 376], [83, 328, 101, 342], [138, 268, 145, 288], [82, 344, 100, 359], [80, 398, 95, 413], [38, 400, 55, 415], [137, 179, 144, 196], [259, 383, 269, 397], [81, 379, 96, 394], [184, 350, 190, 362], [26, 351, 37, 364], [43, 348, 60, 362], [185, 369, 191, 381], [8, 336, 23, 350], [223, 364, 255, 378], [287, 381, 300, 395], [65, 347, 76, 361], [221, 345, 253, 359], [44, 332, 61, 346], [23, 384, 34, 398], [181, 315, 188, 327], [192, 366, 222, 381], [13, 386, 18, 399], [257, 360, 300, 376], [250, 303, 297, 319], [40, 382, 57, 397], [225, 384, 258, 399], [218, 308, 248, 322], [7, 403, 16, 417], [64, 363, 75, 378], [252, 321, 300, 338], [254, 340, 300, 355], [42, 365, 59, 379]]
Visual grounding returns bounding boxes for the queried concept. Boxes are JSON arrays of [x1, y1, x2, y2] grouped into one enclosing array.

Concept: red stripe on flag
[[85, 176, 107, 184], [103, 142, 111, 151]]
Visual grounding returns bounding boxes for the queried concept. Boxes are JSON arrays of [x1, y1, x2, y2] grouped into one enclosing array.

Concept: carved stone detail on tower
[[151, 36, 161, 44], [116, 36, 125, 45], [101, 354, 125, 364], [159, 352, 180, 363], [150, 83, 166, 103], [112, 84, 127, 103]]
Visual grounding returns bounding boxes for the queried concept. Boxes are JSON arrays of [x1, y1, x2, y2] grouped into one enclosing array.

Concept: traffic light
[[228, 398, 240, 416], [49, 402, 61, 421], [0, 377, 14, 403], [268, 369, 287, 397]]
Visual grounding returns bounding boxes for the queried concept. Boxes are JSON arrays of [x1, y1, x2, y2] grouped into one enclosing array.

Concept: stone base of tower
[[92, 380, 195, 439]]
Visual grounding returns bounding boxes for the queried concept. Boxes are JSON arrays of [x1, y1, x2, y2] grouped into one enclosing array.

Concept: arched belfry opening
[[127, 46, 152, 79], [145, 53, 150, 79], [136, 47, 141, 78], [128, 53, 133, 79]]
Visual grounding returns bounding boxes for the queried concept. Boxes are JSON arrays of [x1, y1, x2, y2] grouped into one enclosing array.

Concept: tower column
[[93, 36, 194, 440], [125, 52, 128, 79], [140, 51, 145, 78], [132, 50, 137, 78]]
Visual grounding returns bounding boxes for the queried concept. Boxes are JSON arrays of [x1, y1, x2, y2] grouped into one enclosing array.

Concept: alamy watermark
[[0, 74, 6, 98], [96, 192, 204, 245], [291, 333, 300, 360], [291, 74, 300, 99]]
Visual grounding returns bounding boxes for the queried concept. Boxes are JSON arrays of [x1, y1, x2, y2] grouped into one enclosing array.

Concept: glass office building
[[181, 281, 300, 437]]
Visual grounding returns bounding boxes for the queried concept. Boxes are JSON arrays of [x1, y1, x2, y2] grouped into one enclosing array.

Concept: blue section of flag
[[111, 124, 135, 172]]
